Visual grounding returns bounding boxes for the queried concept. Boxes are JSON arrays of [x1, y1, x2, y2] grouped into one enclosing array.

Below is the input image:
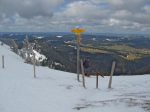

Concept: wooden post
[[2, 55, 4, 68], [77, 39, 80, 82], [80, 59, 86, 88], [33, 53, 36, 78], [108, 61, 116, 88], [96, 72, 99, 89]]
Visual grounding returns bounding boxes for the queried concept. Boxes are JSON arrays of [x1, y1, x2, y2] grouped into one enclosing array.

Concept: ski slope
[[0, 43, 150, 112]]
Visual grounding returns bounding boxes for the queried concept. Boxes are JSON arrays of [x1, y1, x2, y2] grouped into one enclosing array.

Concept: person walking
[[83, 58, 90, 76]]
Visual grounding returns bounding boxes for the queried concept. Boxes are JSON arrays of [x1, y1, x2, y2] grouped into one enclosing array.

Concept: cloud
[[0, 0, 63, 18], [53, 0, 150, 32], [53, 0, 110, 28], [110, 0, 145, 8], [60, 1, 109, 18], [113, 10, 132, 18], [143, 5, 150, 13], [0, 0, 150, 34]]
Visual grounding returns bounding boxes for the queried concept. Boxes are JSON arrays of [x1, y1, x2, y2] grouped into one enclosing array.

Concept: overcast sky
[[0, 0, 150, 34]]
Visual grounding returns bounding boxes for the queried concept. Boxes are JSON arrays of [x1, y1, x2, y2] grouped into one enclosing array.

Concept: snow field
[[0, 43, 150, 112]]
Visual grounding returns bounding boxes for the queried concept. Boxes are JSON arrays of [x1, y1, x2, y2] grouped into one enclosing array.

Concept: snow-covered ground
[[0, 43, 150, 112]]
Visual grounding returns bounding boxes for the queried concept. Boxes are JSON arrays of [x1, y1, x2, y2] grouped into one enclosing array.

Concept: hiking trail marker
[[71, 27, 85, 82]]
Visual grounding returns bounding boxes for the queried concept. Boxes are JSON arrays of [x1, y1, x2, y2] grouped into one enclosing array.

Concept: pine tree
[[10, 39, 18, 54]]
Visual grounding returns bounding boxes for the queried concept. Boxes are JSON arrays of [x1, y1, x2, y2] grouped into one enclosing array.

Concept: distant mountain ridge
[[0, 32, 150, 75]]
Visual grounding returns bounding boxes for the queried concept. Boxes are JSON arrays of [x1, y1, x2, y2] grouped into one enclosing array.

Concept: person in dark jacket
[[83, 59, 89, 68], [83, 58, 91, 76]]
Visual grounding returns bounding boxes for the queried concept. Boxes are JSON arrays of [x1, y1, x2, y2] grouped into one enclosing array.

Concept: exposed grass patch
[[80, 44, 150, 61]]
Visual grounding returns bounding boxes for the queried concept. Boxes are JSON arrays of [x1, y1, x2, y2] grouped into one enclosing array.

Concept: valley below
[[0, 32, 150, 75]]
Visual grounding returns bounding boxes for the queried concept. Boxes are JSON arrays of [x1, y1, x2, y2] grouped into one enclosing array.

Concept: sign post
[[71, 27, 85, 82]]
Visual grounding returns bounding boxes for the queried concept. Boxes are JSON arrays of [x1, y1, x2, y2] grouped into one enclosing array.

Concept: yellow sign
[[71, 28, 85, 43], [71, 28, 85, 35]]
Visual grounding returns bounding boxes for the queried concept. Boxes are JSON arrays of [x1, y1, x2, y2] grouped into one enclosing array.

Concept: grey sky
[[0, 0, 150, 34]]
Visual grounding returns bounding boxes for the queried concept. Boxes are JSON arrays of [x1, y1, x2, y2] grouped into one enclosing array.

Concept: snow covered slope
[[0, 43, 150, 112]]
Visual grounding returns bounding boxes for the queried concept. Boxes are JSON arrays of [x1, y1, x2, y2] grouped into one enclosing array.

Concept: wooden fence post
[[2, 55, 4, 69], [108, 61, 116, 89], [33, 53, 36, 78], [80, 59, 86, 88], [96, 72, 99, 89], [77, 39, 80, 82]]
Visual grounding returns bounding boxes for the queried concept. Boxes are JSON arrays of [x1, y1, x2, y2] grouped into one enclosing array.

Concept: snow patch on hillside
[[56, 35, 63, 38], [0, 42, 150, 112], [36, 36, 44, 39]]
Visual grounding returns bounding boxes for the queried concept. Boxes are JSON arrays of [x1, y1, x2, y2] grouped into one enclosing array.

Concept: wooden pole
[[2, 55, 4, 69], [108, 61, 116, 88], [96, 72, 99, 89], [33, 53, 36, 78], [77, 34, 80, 82], [71, 27, 85, 82], [80, 59, 86, 88]]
